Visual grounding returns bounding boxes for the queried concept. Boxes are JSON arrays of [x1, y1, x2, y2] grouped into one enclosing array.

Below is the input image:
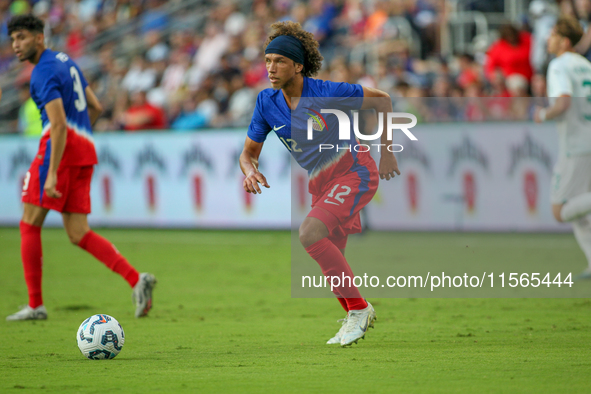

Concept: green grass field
[[1, 228, 591, 393]]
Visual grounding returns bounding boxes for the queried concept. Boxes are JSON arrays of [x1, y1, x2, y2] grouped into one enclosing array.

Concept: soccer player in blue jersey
[[239, 21, 400, 346], [6, 15, 156, 321]]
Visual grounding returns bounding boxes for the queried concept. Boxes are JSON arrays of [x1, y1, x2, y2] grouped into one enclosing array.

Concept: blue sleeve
[[247, 92, 271, 143], [325, 80, 364, 110], [31, 65, 62, 107], [330, 81, 363, 98]]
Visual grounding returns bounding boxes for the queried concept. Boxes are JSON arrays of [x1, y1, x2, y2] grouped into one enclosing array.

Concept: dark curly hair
[[8, 14, 45, 36], [264, 21, 323, 77]]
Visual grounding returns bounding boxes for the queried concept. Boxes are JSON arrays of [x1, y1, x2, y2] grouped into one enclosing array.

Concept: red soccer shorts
[[22, 157, 93, 214], [308, 152, 379, 248]]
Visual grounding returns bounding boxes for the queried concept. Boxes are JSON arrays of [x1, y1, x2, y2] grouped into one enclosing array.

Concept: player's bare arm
[[361, 86, 401, 181], [240, 136, 270, 194], [44, 98, 68, 198], [85, 86, 103, 126], [534, 95, 571, 123]]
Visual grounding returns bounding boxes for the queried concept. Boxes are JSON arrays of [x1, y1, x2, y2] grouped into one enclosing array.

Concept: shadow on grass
[[54, 305, 95, 312]]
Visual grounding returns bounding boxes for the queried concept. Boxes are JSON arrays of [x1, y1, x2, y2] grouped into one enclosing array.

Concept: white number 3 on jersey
[[70, 66, 87, 112]]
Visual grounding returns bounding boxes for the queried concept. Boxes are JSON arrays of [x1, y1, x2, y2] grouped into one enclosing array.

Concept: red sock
[[337, 297, 349, 312], [345, 297, 368, 311], [78, 231, 139, 287], [20, 221, 44, 308], [305, 238, 368, 311]]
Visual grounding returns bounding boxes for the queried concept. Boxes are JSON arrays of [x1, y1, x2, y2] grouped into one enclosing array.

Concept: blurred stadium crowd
[[1, 0, 591, 134]]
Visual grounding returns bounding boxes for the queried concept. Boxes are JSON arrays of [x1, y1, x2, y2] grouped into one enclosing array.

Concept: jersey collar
[[280, 76, 308, 114], [38, 48, 51, 62]]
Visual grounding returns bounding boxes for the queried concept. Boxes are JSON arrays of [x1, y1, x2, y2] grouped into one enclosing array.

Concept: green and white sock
[[573, 217, 591, 269]]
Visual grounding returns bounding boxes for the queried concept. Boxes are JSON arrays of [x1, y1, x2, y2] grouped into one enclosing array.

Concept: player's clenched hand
[[243, 171, 270, 194], [43, 172, 62, 199], [379, 152, 400, 181], [533, 106, 544, 123]]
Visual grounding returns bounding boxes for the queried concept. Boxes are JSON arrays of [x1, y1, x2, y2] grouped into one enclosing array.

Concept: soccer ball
[[76, 314, 125, 360]]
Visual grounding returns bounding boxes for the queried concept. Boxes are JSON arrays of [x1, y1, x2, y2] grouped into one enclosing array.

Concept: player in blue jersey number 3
[[6, 15, 156, 321]]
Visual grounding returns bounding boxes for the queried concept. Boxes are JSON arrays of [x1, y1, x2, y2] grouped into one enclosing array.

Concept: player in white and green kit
[[535, 16, 591, 279]]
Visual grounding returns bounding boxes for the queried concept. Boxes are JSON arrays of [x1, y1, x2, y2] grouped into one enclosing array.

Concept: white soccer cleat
[[326, 317, 348, 344], [340, 302, 377, 347], [132, 273, 157, 318], [6, 305, 48, 321]]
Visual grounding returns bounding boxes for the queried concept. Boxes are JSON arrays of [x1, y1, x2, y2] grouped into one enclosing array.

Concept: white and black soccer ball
[[76, 314, 125, 360]]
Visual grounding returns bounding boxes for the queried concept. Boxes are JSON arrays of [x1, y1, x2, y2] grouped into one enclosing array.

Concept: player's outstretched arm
[[84, 86, 103, 126], [534, 95, 571, 123], [240, 136, 270, 194], [44, 98, 68, 198], [360, 87, 401, 181]]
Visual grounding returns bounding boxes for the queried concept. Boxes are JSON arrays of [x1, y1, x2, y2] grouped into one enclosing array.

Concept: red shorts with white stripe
[[21, 158, 93, 214], [308, 151, 379, 249], [21, 127, 97, 213]]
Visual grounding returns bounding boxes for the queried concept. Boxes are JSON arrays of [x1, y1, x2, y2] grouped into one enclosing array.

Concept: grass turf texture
[[1, 228, 590, 393]]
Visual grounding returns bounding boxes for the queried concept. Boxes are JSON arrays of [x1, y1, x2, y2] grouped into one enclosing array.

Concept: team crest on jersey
[[305, 107, 328, 132]]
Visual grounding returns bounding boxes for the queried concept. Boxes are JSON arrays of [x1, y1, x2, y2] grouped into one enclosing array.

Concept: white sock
[[560, 193, 591, 222], [573, 217, 591, 270]]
